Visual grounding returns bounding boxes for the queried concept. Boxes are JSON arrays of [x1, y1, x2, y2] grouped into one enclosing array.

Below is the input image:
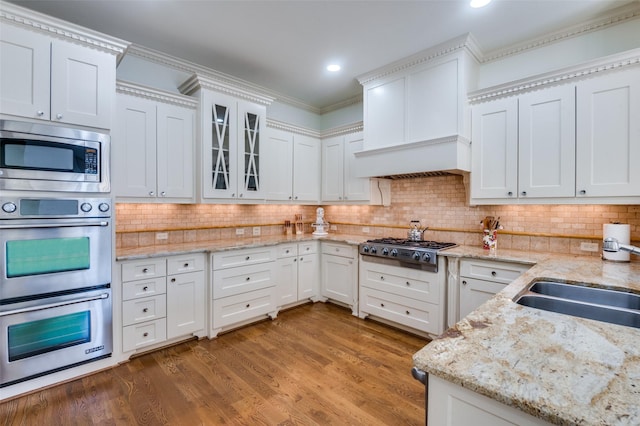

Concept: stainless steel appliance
[[0, 120, 110, 193], [0, 196, 112, 387], [359, 238, 456, 272]]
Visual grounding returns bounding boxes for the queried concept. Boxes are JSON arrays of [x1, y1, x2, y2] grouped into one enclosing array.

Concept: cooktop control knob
[[80, 202, 92, 212], [98, 203, 110, 212], [412, 252, 421, 261], [370, 246, 377, 254], [422, 253, 431, 262], [382, 248, 389, 255], [2, 202, 17, 213], [390, 249, 398, 257], [362, 245, 370, 253]]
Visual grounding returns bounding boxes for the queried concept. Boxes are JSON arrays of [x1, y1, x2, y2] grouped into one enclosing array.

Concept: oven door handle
[[0, 220, 109, 229], [0, 293, 109, 316]]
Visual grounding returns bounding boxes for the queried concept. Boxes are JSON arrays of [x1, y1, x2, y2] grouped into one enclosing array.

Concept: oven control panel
[[0, 197, 111, 219]]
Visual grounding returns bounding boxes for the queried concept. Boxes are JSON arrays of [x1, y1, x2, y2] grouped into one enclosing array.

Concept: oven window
[[3, 141, 75, 171], [8, 311, 91, 361], [6, 237, 90, 278]]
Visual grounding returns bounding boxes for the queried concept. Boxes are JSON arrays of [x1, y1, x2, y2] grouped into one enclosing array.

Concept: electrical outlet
[[362, 227, 370, 233], [156, 232, 168, 240], [580, 242, 599, 252], [253, 227, 261, 236], [235, 228, 245, 236]]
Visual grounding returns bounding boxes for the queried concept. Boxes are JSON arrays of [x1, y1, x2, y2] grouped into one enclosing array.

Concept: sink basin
[[515, 281, 640, 329]]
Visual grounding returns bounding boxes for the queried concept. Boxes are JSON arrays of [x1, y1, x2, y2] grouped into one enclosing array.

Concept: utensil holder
[[483, 229, 497, 252]]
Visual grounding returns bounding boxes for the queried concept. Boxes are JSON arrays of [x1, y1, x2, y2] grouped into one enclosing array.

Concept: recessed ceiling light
[[327, 64, 341, 72], [470, 0, 491, 8]]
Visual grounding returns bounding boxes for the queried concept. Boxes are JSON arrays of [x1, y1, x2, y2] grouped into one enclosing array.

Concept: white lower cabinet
[[211, 246, 278, 337], [428, 375, 551, 426], [359, 258, 446, 336], [451, 258, 531, 322], [320, 242, 358, 315], [276, 241, 319, 307], [120, 254, 205, 354]]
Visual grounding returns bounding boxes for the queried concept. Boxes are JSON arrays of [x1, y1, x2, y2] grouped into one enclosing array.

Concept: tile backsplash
[[116, 175, 639, 258]]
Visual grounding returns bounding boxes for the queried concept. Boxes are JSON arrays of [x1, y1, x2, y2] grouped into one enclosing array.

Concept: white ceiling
[[6, 0, 636, 111]]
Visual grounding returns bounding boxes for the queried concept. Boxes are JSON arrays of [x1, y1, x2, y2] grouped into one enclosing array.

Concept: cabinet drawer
[[122, 294, 167, 326], [121, 259, 167, 282], [167, 254, 205, 275], [212, 247, 277, 270], [360, 262, 441, 304], [122, 318, 167, 352], [213, 262, 275, 299], [277, 244, 297, 258], [360, 287, 441, 335], [321, 242, 355, 258], [298, 241, 318, 255], [212, 287, 276, 329], [460, 259, 530, 284], [122, 277, 166, 301]]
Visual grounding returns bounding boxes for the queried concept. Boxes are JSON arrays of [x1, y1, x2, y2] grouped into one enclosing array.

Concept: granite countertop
[[413, 251, 640, 426], [116, 233, 366, 261]]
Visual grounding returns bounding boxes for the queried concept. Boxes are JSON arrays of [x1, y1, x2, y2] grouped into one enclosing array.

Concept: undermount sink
[[515, 280, 640, 329]]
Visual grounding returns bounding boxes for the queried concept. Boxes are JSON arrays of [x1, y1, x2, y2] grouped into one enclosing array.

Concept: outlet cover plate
[[253, 227, 261, 236], [156, 232, 168, 240], [580, 242, 599, 252], [236, 228, 245, 236]]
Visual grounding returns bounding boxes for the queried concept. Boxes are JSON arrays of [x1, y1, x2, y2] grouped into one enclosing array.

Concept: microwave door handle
[[0, 220, 109, 229], [0, 293, 110, 317]]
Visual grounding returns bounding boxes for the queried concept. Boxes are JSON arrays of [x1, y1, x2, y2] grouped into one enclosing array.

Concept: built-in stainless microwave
[[0, 120, 110, 193]]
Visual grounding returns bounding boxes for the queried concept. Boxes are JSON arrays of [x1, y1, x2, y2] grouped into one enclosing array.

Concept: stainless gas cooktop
[[359, 238, 457, 270]]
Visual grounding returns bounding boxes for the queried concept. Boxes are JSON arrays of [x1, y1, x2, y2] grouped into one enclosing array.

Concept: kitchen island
[[414, 247, 640, 426]]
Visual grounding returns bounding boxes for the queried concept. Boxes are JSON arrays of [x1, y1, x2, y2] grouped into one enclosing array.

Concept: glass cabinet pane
[[212, 104, 231, 190], [243, 111, 260, 192]]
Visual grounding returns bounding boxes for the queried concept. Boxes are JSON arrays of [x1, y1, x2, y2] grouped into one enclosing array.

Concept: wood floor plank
[[1, 302, 427, 425]]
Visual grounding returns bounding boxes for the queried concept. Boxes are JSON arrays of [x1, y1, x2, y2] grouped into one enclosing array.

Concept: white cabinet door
[[576, 68, 640, 197], [293, 134, 320, 202], [276, 257, 298, 306], [471, 98, 518, 199], [166, 270, 204, 339], [0, 24, 51, 120], [298, 252, 319, 301], [343, 132, 370, 201], [321, 255, 356, 307], [237, 100, 266, 200], [519, 85, 576, 198], [113, 95, 157, 198], [264, 128, 294, 201], [50, 39, 114, 129], [156, 103, 194, 200], [321, 136, 345, 201], [459, 277, 506, 320]]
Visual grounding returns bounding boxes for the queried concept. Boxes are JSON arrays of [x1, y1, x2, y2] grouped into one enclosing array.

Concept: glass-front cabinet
[[201, 90, 266, 200]]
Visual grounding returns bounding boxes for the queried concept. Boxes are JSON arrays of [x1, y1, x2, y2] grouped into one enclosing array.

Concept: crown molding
[[481, 2, 640, 63], [319, 94, 363, 114], [320, 121, 364, 138], [469, 48, 640, 103], [116, 80, 198, 109], [179, 73, 275, 106], [266, 119, 321, 138], [356, 34, 482, 86], [0, 0, 128, 56]]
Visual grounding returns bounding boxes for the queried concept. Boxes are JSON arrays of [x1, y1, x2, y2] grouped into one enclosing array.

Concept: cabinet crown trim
[[0, 1, 128, 56], [117, 80, 198, 108], [354, 134, 470, 157], [179, 73, 274, 106], [266, 119, 321, 138], [469, 49, 640, 103]]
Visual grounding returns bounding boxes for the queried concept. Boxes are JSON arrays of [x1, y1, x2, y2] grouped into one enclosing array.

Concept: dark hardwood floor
[[1, 303, 428, 425]]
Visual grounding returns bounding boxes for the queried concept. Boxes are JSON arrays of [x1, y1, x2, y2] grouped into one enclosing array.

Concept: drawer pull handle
[[143, 286, 149, 291], [143, 308, 149, 313], [380, 303, 385, 307], [246, 304, 250, 308], [183, 263, 189, 267], [142, 268, 149, 273], [491, 271, 497, 277], [462, 280, 467, 285], [246, 277, 250, 281], [171, 278, 176, 283], [406, 310, 410, 315], [143, 332, 149, 337], [246, 256, 250, 261]]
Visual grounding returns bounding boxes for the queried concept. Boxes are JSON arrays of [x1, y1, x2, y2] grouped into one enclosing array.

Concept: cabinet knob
[[246, 277, 250, 281], [405, 310, 410, 315], [239, 193, 244, 198], [142, 268, 149, 273], [149, 191, 155, 196], [380, 303, 385, 307], [338, 196, 343, 200], [161, 191, 166, 197], [171, 278, 176, 283], [579, 190, 586, 195], [246, 256, 250, 261], [55, 113, 63, 120], [143, 308, 149, 313], [246, 304, 250, 308], [491, 271, 497, 277], [380, 276, 385, 281], [143, 332, 149, 337], [143, 286, 148, 291], [344, 196, 348, 200], [294, 196, 298, 200], [288, 196, 292, 200], [507, 191, 513, 196], [36, 110, 44, 116], [232, 193, 236, 198], [462, 280, 467, 285], [406, 281, 410, 286], [521, 191, 527, 196], [183, 263, 189, 267]]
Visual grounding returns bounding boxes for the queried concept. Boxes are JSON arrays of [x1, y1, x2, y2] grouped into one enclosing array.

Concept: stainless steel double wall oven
[[0, 120, 113, 388]]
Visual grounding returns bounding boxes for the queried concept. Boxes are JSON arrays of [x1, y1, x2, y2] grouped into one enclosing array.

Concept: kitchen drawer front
[[298, 241, 318, 256], [167, 253, 205, 275], [121, 259, 167, 282], [212, 247, 277, 270], [360, 287, 441, 335], [212, 262, 275, 299], [360, 262, 440, 304], [277, 244, 297, 258], [122, 294, 167, 326], [212, 287, 276, 329], [122, 318, 167, 352], [321, 242, 355, 259], [460, 259, 530, 284], [122, 277, 167, 301]]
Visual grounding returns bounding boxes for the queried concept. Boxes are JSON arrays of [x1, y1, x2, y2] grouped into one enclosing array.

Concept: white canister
[[602, 223, 631, 262]]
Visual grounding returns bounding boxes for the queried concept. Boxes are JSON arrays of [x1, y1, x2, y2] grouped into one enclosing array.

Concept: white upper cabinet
[[576, 67, 640, 198], [0, 22, 120, 129], [264, 127, 320, 203], [113, 83, 196, 202]]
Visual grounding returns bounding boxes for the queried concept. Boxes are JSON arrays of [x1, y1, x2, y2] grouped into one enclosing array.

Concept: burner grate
[[365, 238, 456, 250]]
